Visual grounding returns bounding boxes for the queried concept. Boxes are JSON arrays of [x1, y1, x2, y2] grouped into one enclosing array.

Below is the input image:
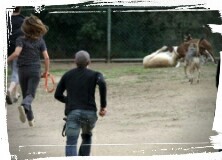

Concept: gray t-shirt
[[16, 36, 47, 68]]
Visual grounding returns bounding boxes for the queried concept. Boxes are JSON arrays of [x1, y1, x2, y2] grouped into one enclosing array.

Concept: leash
[[41, 73, 56, 93], [62, 117, 67, 137]]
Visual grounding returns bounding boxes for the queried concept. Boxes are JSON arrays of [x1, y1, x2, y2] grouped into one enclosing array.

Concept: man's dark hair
[[75, 50, 90, 68]]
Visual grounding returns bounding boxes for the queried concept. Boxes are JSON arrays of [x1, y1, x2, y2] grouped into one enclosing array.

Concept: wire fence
[[19, 6, 222, 62]]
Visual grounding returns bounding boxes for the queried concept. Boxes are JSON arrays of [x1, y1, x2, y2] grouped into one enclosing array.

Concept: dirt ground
[[6, 62, 219, 159]]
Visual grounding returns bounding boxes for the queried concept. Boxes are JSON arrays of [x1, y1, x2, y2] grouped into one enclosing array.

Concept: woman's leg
[[23, 71, 40, 126], [18, 68, 28, 123], [18, 68, 40, 126]]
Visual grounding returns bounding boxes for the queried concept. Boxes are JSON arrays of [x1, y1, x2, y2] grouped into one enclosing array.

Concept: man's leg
[[78, 133, 92, 156], [66, 136, 79, 156], [6, 82, 16, 104], [11, 58, 20, 102], [78, 111, 97, 156], [65, 110, 81, 156], [6, 59, 20, 104]]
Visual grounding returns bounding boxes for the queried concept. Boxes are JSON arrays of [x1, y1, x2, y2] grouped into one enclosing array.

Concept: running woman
[[7, 15, 50, 127]]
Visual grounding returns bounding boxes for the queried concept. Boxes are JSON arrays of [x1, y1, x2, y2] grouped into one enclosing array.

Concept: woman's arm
[[42, 50, 50, 76]]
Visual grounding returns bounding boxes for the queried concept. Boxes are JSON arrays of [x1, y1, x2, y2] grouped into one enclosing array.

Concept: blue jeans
[[65, 109, 98, 156], [10, 58, 19, 84]]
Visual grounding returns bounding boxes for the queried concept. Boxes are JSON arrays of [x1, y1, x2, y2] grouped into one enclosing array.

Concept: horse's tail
[[198, 37, 217, 64], [195, 39, 202, 57]]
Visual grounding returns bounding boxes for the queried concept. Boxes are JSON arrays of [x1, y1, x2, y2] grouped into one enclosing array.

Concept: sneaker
[[18, 106, 26, 123], [28, 119, 34, 127], [6, 90, 13, 105], [26, 110, 34, 127], [13, 93, 21, 103]]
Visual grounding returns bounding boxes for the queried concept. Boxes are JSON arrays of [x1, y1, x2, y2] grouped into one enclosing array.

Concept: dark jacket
[[54, 67, 107, 115], [7, 14, 24, 56]]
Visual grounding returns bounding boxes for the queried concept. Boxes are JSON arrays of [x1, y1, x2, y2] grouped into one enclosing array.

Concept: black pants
[[18, 67, 40, 120]]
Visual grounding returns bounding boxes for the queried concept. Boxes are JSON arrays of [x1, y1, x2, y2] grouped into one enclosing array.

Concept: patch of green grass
[[98, 65, 166, 79], [102, 68, 140, 79], [49, 63, 217, 83], [50, 65, 177, 82], [50, 69, 68, 76]]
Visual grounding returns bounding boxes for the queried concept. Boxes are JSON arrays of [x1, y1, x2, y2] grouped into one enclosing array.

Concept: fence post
[[107, 7, 111, 63]]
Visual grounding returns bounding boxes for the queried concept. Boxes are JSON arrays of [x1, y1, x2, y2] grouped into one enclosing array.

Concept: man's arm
[[97, 73, 107, 117], [54, 75, 67, 103]]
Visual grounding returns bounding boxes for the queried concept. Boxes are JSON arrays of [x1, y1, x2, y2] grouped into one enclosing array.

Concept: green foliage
[[20, 6, 222, 59]]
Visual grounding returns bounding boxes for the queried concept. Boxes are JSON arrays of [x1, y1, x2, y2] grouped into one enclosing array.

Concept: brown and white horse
[[143, 46, 180, 68], [177, 38, 216, 64], [143, 37, 215, 68]]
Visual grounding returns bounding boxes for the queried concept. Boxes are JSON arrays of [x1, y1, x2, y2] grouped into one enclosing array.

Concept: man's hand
[[99, 107, 107, 117]]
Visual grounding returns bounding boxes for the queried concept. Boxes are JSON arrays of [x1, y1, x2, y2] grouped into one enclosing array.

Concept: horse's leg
[[188, 65, 195, 84], [156, 46, 168, 54], [184, 63, 188, 78], [197, 66, 200, 83], [189, 71, 193, 84], [189, 73, 194, 84]]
